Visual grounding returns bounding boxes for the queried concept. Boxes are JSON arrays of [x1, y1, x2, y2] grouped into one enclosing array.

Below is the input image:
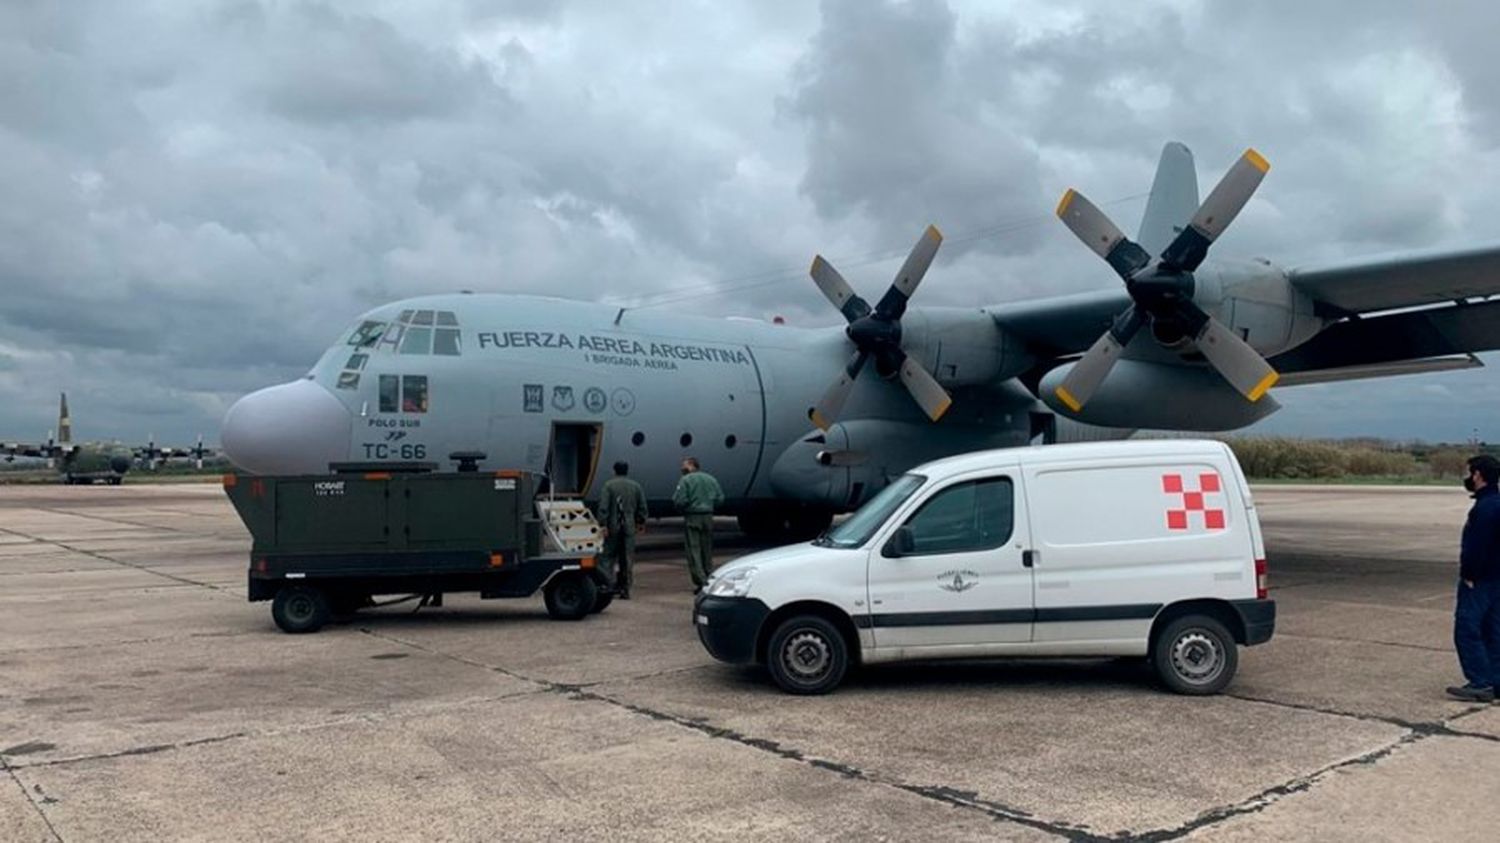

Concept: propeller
[[1053, 148, 1279, 411], [808, 225, 953, 430], [191, 434, 207, 470]]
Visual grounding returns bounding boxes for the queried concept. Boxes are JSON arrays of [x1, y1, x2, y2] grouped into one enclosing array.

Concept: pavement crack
[[562, 685, 1098, 841], [2, 756, 65, 842], [1117, 731, 1425, 842], [1225, 691, 1496, 740], [7, 732, 251, 771]]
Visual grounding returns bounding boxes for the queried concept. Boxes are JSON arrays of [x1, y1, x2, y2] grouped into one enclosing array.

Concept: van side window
[[901, 477, 1013, 555]]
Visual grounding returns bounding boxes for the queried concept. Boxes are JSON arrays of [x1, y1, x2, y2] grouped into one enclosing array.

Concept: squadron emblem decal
[[938, 570, 979, 593], [523, 384, 544, 413], [551, 386, 575, 412], [583, 387, 608, 414]]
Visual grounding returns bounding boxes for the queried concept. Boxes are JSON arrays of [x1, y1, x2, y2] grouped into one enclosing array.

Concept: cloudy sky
[[3, 0, 1499, 446]]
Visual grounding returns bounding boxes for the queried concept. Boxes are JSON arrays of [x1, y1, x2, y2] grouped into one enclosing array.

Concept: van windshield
[[815, 474, 926, 549]]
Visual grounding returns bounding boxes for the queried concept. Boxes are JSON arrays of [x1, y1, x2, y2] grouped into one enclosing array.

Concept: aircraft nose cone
[[221, 379, 352, 474]]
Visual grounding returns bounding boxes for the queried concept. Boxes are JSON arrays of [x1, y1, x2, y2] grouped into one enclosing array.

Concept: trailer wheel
[[544, 573, 597, 621], [272, 585, 331, 634], [591, 591, 615, 614]]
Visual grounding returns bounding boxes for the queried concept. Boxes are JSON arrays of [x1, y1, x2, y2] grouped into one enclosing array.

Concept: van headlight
[[707, 567, 757, 598]]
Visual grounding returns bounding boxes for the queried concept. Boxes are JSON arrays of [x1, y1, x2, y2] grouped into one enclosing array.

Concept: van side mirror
[[884, 526, 916, 558]]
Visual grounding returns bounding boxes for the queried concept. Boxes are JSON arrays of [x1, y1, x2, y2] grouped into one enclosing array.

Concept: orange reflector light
[[222, 474, 238, 488], [579, 556, 596, 569], [495, 469, 523, 478], [1255, 558, 1269, 600], [364, 472, 392, 480], [254, 558, 267, 573], [489, 552, 505, 568]]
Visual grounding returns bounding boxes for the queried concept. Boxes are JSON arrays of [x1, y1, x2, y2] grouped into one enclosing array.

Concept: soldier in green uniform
[[598, 461, 648, 599], [673, 456, 725, 590]]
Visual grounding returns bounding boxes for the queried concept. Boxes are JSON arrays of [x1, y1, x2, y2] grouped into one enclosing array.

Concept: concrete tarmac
[[2, 483, 1497, 841]]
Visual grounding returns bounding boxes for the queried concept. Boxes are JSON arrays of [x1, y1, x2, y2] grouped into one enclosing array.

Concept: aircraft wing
[[986, 288, 1133, 358], [1270, 298, 1500, 384], [1289, 243, 1500, 315]]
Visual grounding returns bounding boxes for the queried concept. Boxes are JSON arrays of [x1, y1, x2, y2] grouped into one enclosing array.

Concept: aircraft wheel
[[544, 573, 597, 621], [272, 585, 331, 634]]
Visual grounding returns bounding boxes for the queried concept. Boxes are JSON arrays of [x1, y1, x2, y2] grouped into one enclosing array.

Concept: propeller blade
[[1160, 148, 1269, 272], [810, 350, 871, 431], [874, 225, 943, 320], [1051, 306, 1147, 412], [898, 356, 953, 422], [1190, 314, 1280, 402], [1056, 190, 1151, 280], [810, 256, 872, 323]]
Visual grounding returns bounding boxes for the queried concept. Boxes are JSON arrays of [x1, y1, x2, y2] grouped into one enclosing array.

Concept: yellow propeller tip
[[1246, 371, 1279, 401], [1055, 189, 1077, 218], [1054, 386, 1082, 413], [931, 398, 953, 422], [810, 409, 832, 431], [925, 223, 944, 241], [1244, 148, 1270, 174]]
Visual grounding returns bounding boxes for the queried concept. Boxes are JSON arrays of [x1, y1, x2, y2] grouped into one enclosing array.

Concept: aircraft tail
[[1136, 142, 1199, 258], [58, 393, 72, 445]]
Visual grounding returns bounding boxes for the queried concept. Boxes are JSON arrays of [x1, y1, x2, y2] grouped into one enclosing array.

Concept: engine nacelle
[[1040, 359, 1282, 431], [1202, 260, 1323, 356], [900, 308, 1036, 387], [769, 417, 1028, 510]]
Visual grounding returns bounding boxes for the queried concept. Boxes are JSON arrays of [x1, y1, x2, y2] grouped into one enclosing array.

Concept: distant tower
[[58, 393, 72, 445]]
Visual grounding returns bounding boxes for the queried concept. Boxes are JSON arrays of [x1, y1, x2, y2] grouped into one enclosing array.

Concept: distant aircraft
[[2, 394, 215, 484], [222, 143, 1500, 538]]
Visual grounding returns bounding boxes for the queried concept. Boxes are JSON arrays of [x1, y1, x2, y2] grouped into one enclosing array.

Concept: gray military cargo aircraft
[[221, 143, 1500, 538]]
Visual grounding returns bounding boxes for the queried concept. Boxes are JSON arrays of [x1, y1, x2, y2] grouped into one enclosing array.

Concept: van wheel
[[1153, 615, 1237, 695], [766, 615, 848, 695], [272, 585, 330, 634], [544, 573, 597, 621]]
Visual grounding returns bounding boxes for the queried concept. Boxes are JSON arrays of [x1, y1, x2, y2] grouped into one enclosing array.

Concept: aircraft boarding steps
[[536, 498, 603, 554]]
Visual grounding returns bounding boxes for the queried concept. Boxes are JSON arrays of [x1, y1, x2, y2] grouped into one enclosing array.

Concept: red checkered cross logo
[[1162, 472, 1225, 531]]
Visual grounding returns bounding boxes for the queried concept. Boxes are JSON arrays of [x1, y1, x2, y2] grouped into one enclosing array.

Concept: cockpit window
[[433, 328, 461, 356], [337, 371, 360, 390], [399, 327, 433, 355], [402, 376, 429, 413], [379, 375, 399, 412], [365, 310, 461, 356], [348, 321, 386, 348], [345, 353, 369, 370]]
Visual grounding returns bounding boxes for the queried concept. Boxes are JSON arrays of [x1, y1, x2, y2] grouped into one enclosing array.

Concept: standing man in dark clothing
[[1448, 454, 1500, 702], [599, 461, 648, 600], [673, 456, 724, 590]]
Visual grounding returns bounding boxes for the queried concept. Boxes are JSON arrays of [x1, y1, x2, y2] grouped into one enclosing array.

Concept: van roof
[[910, 438, 1232, 478]]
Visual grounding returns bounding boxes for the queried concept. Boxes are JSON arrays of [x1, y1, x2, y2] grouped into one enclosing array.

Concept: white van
[[694, 439, 1274, 695]]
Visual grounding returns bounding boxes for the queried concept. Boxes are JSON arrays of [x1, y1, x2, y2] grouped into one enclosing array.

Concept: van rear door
[[1023, 454, 1254, 644], [864, 470, 1033, 649]]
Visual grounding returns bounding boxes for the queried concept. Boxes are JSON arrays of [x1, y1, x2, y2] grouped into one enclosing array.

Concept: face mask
[[1464, 475, 1477, 493]]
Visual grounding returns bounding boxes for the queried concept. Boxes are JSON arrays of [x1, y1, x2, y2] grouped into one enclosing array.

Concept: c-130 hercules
[[222, 143, 1500, 538]]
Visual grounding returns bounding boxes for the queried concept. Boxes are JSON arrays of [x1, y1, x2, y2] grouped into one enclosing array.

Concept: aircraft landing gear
[[737, 507, 834, 544]]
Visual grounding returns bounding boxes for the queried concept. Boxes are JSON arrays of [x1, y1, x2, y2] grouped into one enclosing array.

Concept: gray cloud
[[2, 0, 1498, 444]]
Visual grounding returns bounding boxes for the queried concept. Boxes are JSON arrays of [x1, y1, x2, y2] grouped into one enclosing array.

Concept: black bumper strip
[[852, 603, 1163, 629]]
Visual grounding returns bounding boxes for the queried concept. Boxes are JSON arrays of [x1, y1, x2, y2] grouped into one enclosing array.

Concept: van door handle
[[1022, 550, 1037, 568]]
